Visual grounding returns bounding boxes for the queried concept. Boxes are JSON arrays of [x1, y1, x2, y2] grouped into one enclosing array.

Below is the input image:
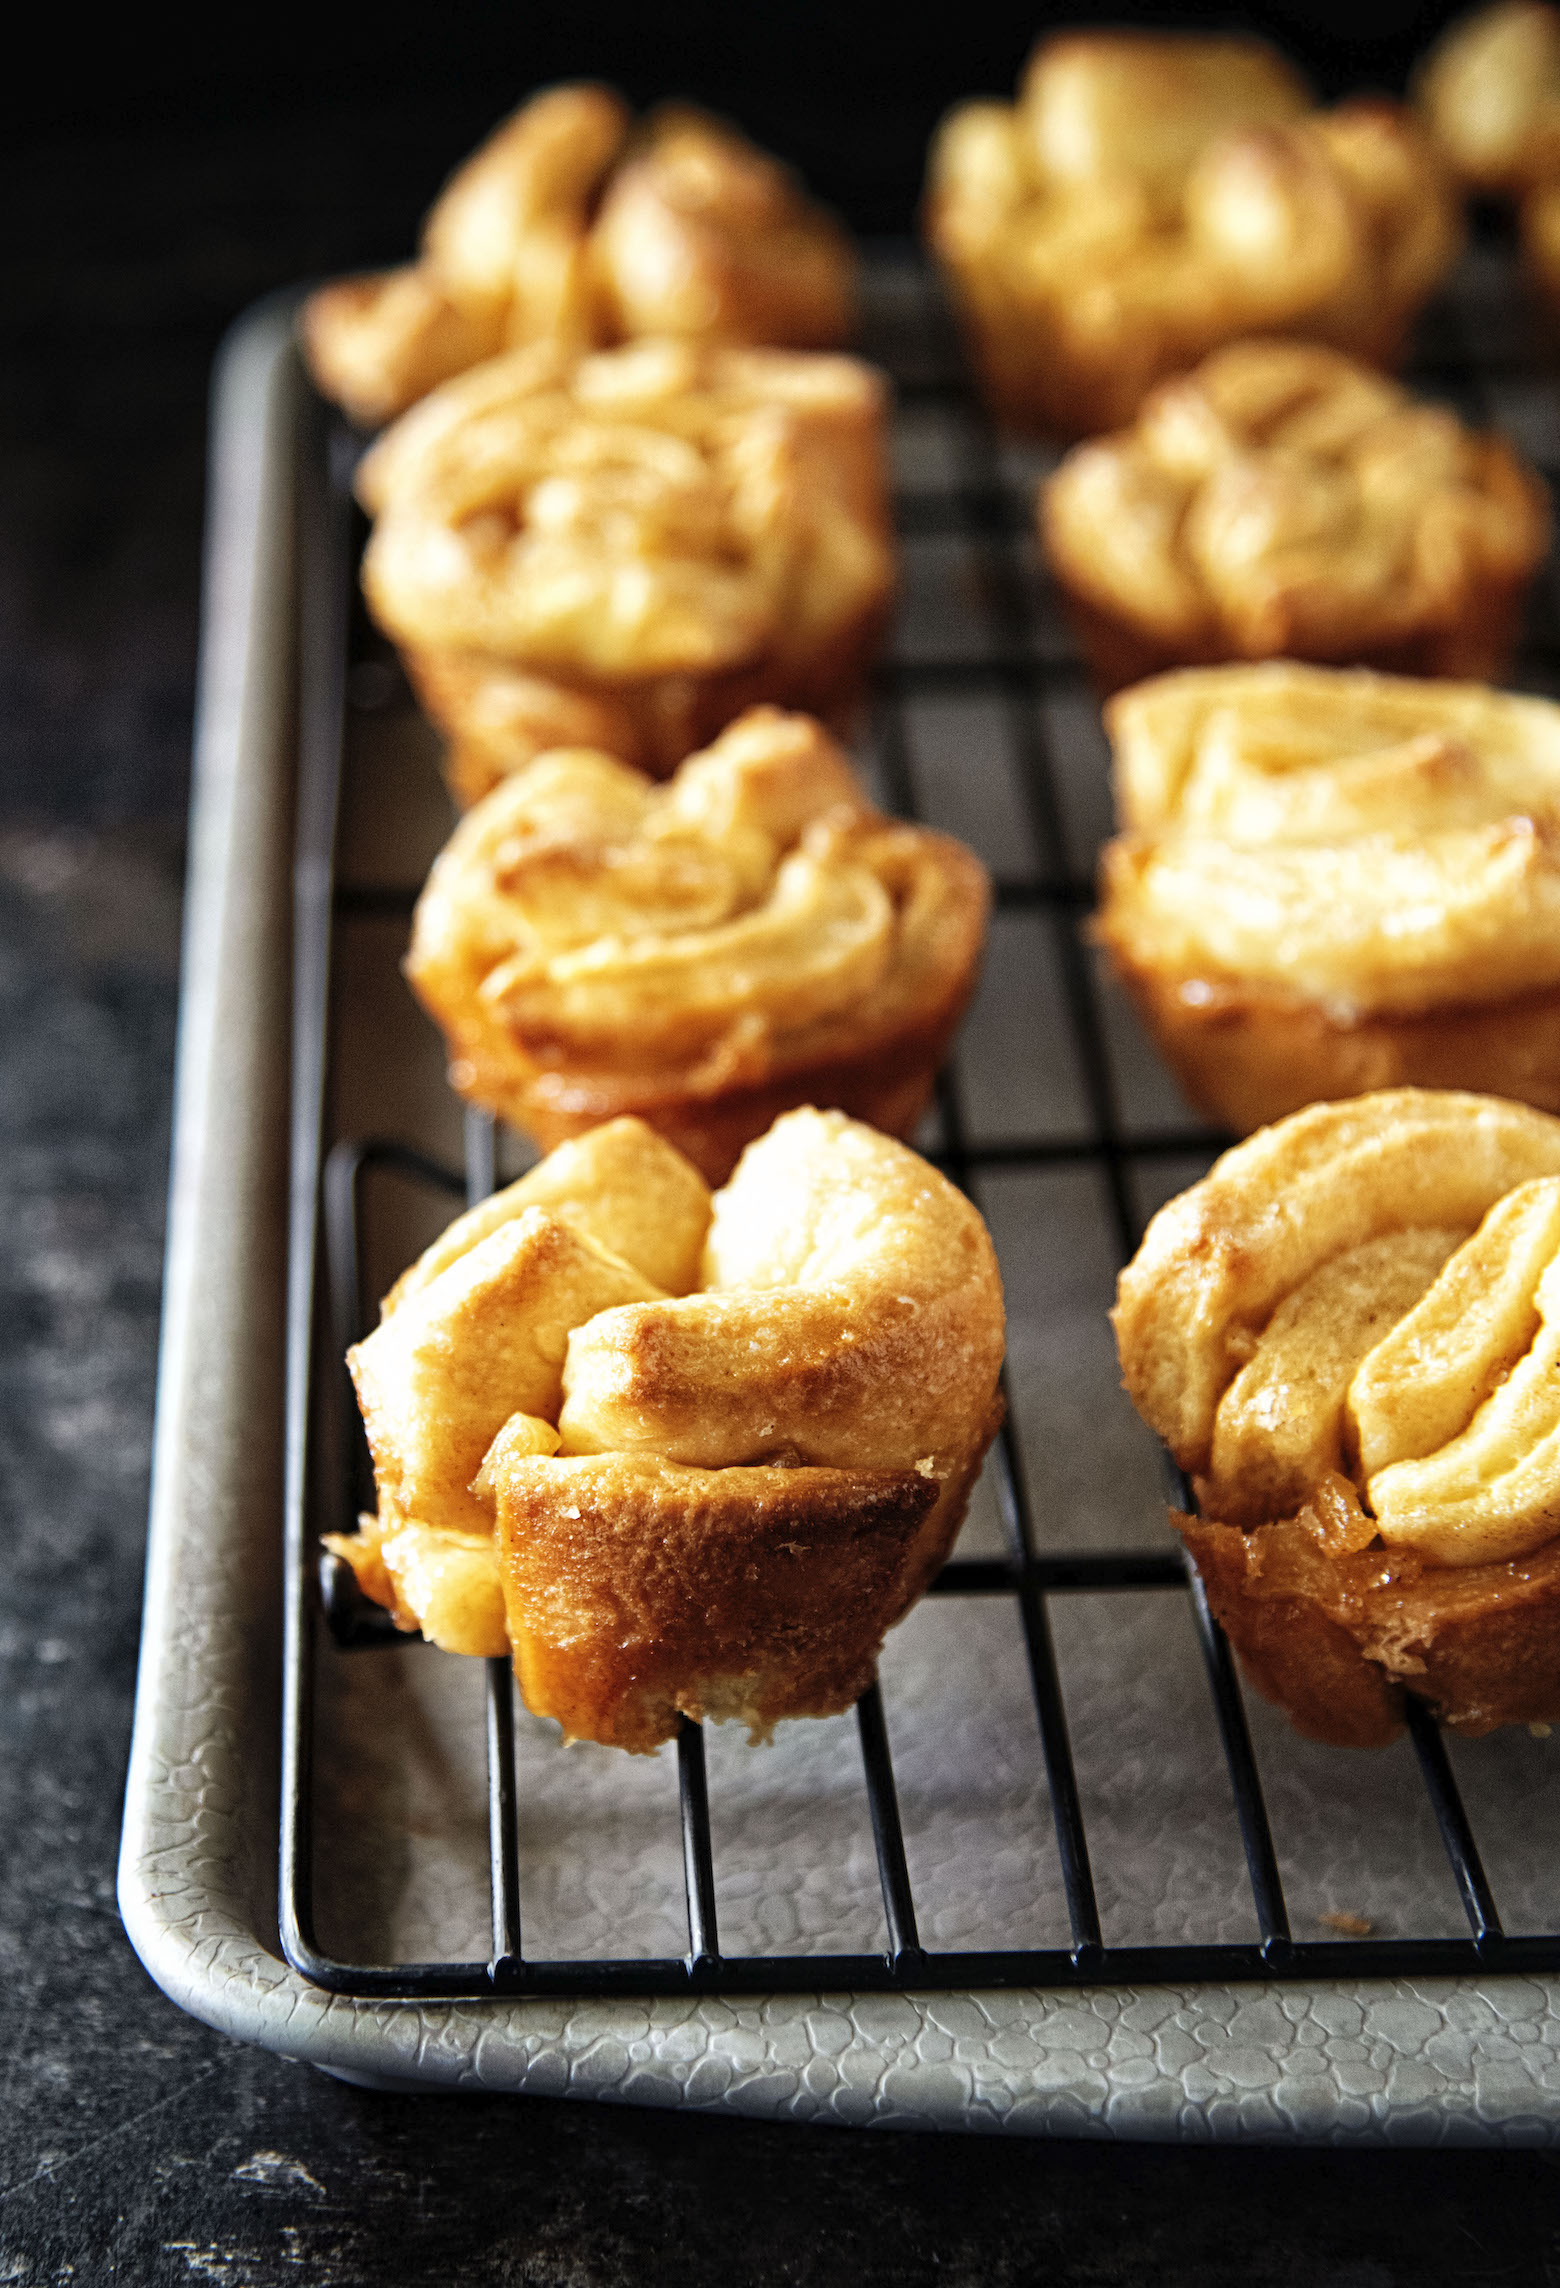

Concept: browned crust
[[889, 1389, 1006, 1619], [1178, 1509, 1560, 1746], [490, 1456, 941, 1750], [473, 989, 971, 1186], [1053, 579, 1534, 703], [1099, 937, 1560, 1136], [403, 590, 890, 792]]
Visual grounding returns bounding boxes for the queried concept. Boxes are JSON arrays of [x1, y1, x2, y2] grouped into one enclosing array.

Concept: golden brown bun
[[302, 88, 856, 427], [1043, 344, 1548, 694], [1096, 664, 1560, 1132], [487, 1452, 939, 1753], [1114, 1091, 1560, 1740], [1417, 2, 1560, 195], [926, 32, 1461, 439], [356, 338, 893, 788], [333, 1109, 1006, 1747], [405, 706, 990, 1184]]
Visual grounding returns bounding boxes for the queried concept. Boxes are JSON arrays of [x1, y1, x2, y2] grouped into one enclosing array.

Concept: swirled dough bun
[[1114, 1088, 1560, 1742], [405, 705, 990, 1182], [925, 32, 1460, 439], [1043, 343, 1549, 695], [1097, 664, 1560, 1134], [332, 1108, 1006, 1749], [355, 336, 893, 786], [302, 88, 856, 429]]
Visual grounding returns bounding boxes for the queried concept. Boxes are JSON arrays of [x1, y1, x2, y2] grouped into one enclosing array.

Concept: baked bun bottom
[[489, 1027, 956, 1189], [487, 1442, 1005, 1754], [1059, 587, 1532, 702], [404, 594, 889, 796], [1179, 1508, 1560, 1748], [1107, 953, 1560, 1138]]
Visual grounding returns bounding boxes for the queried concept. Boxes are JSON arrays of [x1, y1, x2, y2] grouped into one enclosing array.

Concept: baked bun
[[355, 337, 894, 788], [405, 705, 990, 1183], [1417, 2, 1560, 195], [333, 1109, 1006, 1750], [1114, 1088, 1560, 1743], [1043, 342, 1549, 694], [1097, 663, 1560, 1133], [1415, 4, 1560, 316], [925, 32, 1460, 439], [302, 88, 856, 428]]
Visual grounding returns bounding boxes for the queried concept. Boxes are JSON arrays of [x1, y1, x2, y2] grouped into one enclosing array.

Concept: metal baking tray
[[120, 254, 1560, 2137]]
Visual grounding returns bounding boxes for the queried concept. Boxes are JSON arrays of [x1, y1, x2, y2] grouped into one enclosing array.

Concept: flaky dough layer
[[927, 32, 1460, 438], [1096, 664, 1560, 1131], [302, 88, 856, 429], [406, 706, 990, 1182], [333, 1110, 1006, 1748]]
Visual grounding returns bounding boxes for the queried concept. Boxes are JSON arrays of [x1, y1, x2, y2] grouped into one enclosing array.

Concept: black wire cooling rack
[[280, 248, 1560, 2003]]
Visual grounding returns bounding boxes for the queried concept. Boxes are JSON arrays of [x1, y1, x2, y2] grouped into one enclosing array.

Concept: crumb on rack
[[1318, 1910, 1374, 1937]]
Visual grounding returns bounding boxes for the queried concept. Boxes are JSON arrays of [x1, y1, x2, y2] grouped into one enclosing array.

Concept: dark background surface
[[8, 2, 1560, 2278]]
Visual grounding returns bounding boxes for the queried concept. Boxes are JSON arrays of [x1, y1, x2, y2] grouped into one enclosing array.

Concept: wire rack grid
[[278, 245, 1560, 2007]]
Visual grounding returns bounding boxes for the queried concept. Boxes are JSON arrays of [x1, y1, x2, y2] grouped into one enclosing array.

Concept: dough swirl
[[407, 706, 990, 1181]]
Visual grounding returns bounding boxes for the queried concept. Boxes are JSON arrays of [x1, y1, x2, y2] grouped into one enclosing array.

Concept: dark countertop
[[7, 83, 1560, 2286]]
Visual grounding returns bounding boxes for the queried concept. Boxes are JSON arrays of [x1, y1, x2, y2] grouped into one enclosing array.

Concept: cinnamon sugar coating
[[302, 88, 855, 429], [926, 31, 1460, 438], [1097, 664, 1560, 1131], [1114, 1090, 1560, 1741], [333, 1109, 1006, 1749], [405, 707, 990, 1183], [356, 338, 893, 786], [1043, 343, 1549, 695]]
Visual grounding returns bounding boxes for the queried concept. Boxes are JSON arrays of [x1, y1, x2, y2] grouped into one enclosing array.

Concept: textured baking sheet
[[119, 265, 1560, 2139]]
